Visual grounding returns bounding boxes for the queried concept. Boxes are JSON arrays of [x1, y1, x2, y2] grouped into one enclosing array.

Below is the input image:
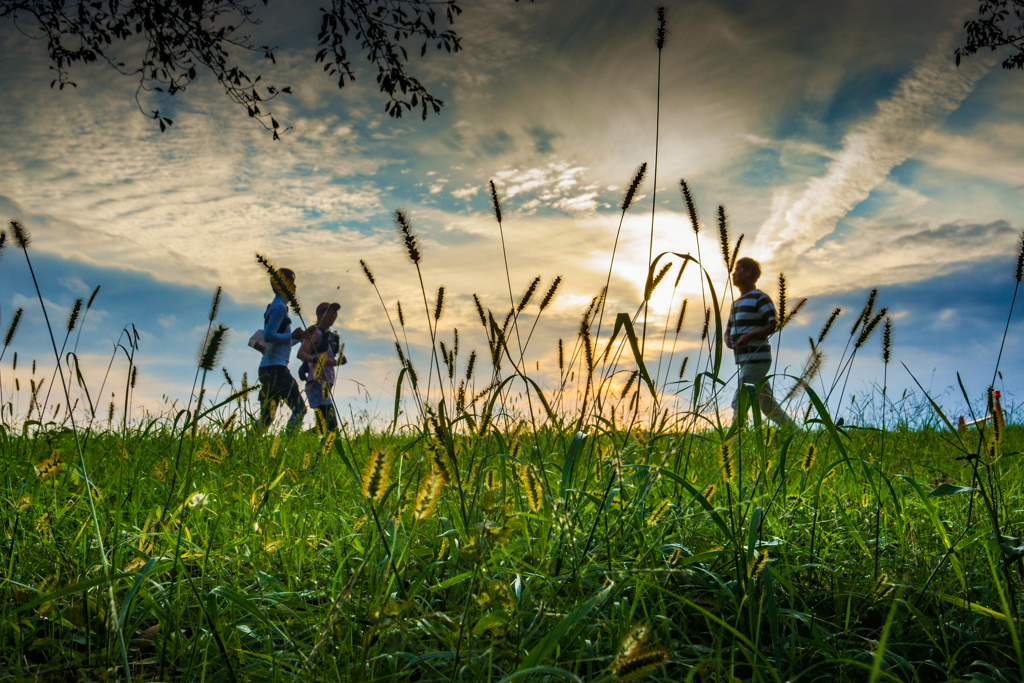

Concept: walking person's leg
[[283, 373, 307, 433], [258, 366, 279, 429]]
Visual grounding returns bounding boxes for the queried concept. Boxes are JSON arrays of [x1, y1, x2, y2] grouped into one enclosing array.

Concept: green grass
[[2, 397, 1024, 682], [3, 200, 1024, 683]]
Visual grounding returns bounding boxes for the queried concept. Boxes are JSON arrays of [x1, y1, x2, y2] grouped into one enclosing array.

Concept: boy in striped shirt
[[724, 257, 793, 427]]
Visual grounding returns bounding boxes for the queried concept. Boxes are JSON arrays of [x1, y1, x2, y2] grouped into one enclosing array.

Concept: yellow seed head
[[519, 464, 543, 512], [484, 469, 499, 490], [413, 469, 445, 520], [700, 483, 716, 501], [36, 451, 62, 481], [647, 498, 672, 527], [749, 550, 769, 580], [718, 441, 735, 482], [425, 437, 450, 482], [801, 442, 817, 471], [611, 647, 669, 683], [667, 547, 682, 565], [620, 624, 650, 657], [361, 449, 394, 502]]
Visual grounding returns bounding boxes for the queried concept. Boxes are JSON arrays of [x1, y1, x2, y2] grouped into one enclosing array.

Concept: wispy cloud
[[753, 40, 994, 266]]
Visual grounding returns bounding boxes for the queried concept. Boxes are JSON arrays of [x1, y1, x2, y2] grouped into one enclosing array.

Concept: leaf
[[929, 483, 980, 497], [517, 583, 612, 670]]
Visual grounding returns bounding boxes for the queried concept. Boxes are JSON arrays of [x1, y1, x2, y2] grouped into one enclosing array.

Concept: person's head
[[271, 268, 296, 298], [731, 257, 761, 289], [316, 302, 340, 329]]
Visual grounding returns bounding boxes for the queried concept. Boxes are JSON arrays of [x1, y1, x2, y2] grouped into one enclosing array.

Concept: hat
[[316, 302, 341, 319]]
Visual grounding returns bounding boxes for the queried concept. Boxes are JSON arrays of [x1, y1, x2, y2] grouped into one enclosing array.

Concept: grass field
[[3, 204, 1024, 683]]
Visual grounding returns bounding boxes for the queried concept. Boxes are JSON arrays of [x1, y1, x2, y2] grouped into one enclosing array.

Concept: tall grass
[[3, 16, 1024, 683]]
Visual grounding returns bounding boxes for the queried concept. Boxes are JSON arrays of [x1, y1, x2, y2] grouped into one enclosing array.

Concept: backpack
[[299, 330, 341, 381]]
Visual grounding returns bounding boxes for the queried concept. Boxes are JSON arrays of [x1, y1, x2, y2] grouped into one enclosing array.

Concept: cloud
[[753, 40, 994, 265]]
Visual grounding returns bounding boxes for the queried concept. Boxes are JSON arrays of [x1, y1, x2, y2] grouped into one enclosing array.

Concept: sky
[[1, 0, 1022, 428]]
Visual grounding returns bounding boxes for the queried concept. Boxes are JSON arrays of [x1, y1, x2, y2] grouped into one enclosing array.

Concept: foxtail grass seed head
[[558, 338, 564, 373], [655, 5, 667, 49], [621, 624, 650, 658], [777, 273, 787, 323], [855, 308, 887, 349], [130, 365, 138, 390], [718, 440, 735, 482], [621, 370, 639, 399], [717, 206, 730, 269], [647, 498, 671, 526], [801, 442, 817, 471], [581, 321, 595, 374], [1016, 226, 1024, 284], [434, 285, 445, 321], [361, 449, 393, 502], [359, 259, 376, 286], [539, 276, 562, 311], [882, 317, 892, 365], [680, 179, 700, 233], [425, 437, 451, 481], [4, 308, 23, 349], [611, 647, 669, 683], [621, 162, 648, 211], [222, 367, 234, 388], [86, 285, 100, 310], [700, 307, 710, 341], [108, 401, 115, 423], [394, 341, 406, 366], [199, 325, 228, 371], [396, 300, 405, 328], [11, 352, 15, 370], [678, 355, 689, 379], [208, 286, 222, 322], [517, 276, 541, 313], [853, 288, 878, 335], [781, 298, 807, 329], [647, 262, 672, 301], [874, 573, 895, 600], [473, 293, 487, 328], [749, 550, 769, 580], [465, 349, 477, 381], [701, 482, 715, 501], [489, 180, 503, 224], [675, 299, 688, 334], [413, 469, 445, 520], [9, 220, 30, 248], [817, 307, 842, 345], [729, 234, 744, 273], [393, 209, 421, 265], [519, 464, 543, 512], [66, 298, 83, 334]]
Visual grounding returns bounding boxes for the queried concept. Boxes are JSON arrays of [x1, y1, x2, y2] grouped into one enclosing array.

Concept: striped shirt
[[726, 289, 777, 364]]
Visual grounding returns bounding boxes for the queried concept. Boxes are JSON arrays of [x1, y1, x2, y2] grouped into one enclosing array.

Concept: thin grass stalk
[[8, 220, 132, 681], [641, 6, 667, 359], [991, 227, 1024, 387]]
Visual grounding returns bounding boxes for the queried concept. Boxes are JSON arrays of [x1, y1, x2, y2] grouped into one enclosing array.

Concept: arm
[[296, 334, 316, 363], [734, 319, 777, 348], [263, 302, 291, 344]]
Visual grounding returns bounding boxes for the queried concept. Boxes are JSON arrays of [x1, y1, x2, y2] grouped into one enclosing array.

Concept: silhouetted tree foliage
[[0, 0, 480, 138], [957, 0, 1024, 71]]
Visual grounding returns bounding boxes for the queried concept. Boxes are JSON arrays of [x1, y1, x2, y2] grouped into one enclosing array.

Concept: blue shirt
[[260, 295, 296, 368]]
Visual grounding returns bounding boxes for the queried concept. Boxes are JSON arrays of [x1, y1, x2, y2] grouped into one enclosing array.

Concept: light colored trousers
[[731, 360, 792, 426]]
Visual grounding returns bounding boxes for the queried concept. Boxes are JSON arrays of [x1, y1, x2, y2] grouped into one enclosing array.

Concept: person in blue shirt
[[258, 268, 307, 431]]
